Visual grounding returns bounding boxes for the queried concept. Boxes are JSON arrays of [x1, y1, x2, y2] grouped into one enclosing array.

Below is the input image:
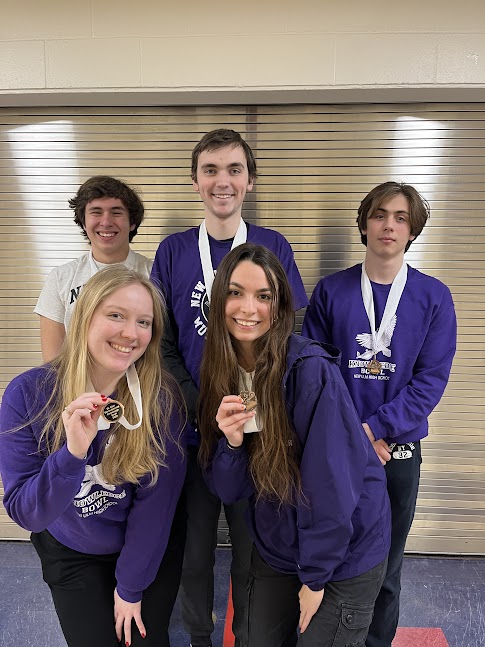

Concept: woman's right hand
[[61, 392, 106, 459], [215, 395, 255, 448]]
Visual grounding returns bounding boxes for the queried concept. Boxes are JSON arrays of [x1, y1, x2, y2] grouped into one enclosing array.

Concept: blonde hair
[[40, 266, 183, 485]]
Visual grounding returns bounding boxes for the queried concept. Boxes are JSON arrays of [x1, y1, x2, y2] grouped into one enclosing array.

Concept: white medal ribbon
[[88, 363, 143, 431], [360, 262, 408, 358], [198, 218, 247, 303]]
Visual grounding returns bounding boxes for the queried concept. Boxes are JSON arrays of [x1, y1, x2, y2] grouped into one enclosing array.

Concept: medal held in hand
[[367, 357, 382, 375], [240, 390, 258, 412], [101, 400, 125, 423]]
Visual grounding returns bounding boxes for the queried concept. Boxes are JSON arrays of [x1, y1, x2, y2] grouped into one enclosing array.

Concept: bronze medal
[[239, 390, 258, 412], [367, 358, 382, 375], [101, 400, 125, 423]]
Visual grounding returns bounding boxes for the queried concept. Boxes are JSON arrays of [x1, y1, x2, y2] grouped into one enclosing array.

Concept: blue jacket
[[209, 334, 391, 591]]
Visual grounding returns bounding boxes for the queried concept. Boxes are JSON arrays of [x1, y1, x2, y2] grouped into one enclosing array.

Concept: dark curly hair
[[69, 175, 145, 242]]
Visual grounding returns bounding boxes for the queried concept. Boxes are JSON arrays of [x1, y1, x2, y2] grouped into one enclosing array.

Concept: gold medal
[[367, 357, 382, 375], [101, 400, 125, 423], [239, 390, 258, 412]]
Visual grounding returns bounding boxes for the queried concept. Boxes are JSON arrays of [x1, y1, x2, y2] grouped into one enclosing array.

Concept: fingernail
[[141, 633, 146, 639], [126, 642, 130, 647], [92, 403, 98, 409], [101, 395, 108, 401]]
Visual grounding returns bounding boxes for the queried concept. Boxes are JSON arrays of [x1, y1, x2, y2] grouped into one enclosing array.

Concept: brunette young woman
[[198, 243, 391, 647], [0, 266, 186, 647]]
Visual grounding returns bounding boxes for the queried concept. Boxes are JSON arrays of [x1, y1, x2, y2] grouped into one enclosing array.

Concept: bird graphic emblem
[[355, 315, 397, 360], [75, 464, 116, 498]]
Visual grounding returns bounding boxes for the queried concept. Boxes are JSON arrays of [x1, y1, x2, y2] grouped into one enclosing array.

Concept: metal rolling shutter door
[[0, 104, 483, 553]]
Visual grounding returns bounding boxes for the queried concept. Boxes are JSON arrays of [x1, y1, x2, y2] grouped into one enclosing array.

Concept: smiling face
[[83, 197, 135, 263], [192, 144, 254, 223], [225, 260, 274, 362], [363, 193, 415, 262], [87, 283, 154, 390]]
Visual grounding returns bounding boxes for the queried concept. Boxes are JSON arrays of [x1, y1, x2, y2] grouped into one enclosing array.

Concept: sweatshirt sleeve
[[207, 437, 254, 504], [301, 280, 331, 342], [295, 365, 370, 591], [151, 241, 200, 424], [0, 382, 88, 532], [115, 413, 186, 603], [276, 236, 309, 312], [366, 286, 457, 441]]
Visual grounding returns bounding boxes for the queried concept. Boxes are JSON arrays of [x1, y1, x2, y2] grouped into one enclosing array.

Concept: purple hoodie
[[0, 365, 186, 603], [208, 334, 391, 591]]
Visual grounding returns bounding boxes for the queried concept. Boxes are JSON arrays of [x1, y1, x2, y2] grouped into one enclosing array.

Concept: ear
[[247, 178, 254, 192], [409, 234, 416, 241], [192, 178, 200, 193], [130, 223, 136, 231]]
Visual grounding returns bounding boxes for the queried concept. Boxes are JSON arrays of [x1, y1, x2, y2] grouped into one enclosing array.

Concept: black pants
[[247, 547, 387, 647], [31, 498, 186, 647], [180, 446, 252, 646], [366, 441, 422, 647]]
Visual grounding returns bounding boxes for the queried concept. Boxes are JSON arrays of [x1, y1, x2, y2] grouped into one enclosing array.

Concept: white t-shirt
[[34, 249, 152, 329]]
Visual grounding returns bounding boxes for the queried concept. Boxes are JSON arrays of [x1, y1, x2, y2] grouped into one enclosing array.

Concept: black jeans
[[247, 547, 387, 647], [366, 441, 422, 647], [31, 497, 186, 647], [180, 446, 252, 646]]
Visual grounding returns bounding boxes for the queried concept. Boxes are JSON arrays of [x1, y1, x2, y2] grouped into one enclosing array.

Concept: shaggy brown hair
[[356, 181, 430, 252]]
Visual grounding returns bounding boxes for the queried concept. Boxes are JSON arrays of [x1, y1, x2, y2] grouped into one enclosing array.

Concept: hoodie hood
[[283, 334, 341, 386]]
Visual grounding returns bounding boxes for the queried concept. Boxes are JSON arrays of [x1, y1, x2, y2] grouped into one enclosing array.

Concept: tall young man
[[35, 175, 151, 362], [151, 129, 308, 647], [302, 182, 457, 647]]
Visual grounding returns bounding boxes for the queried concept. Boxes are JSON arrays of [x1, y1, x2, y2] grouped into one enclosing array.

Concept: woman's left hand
[[114, 588, 146, 646], [298, 584, 324, 633]]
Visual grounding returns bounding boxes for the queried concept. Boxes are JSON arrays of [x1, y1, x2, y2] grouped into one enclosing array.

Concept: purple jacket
[[0, 366, 186, 603], [208, 335, 391, 591]]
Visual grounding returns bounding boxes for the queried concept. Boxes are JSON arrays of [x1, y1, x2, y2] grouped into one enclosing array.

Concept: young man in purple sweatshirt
[[303, 182, 457, 647], [150, 129, 308, 647]]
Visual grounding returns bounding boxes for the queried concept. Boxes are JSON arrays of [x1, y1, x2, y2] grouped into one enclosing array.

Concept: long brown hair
[[40, 266, 183, 485], [198, 243, 301, 504]]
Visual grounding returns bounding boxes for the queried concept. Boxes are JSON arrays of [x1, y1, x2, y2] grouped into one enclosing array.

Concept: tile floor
[[0, 542, 483, 647]]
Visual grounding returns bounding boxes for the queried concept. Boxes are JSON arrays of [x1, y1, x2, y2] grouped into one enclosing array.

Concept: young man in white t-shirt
[[35, 175, 152, 362]]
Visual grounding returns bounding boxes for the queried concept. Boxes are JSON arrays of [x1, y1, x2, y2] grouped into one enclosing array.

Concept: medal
[[359, 262, 408, 373], [239, 390, 258, 412], [101, 400, 125, 423], [88, 364, 143, 431], [367, 357, 382, 375]]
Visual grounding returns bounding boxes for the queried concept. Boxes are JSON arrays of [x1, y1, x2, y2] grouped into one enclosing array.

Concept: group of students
[[0, 129, 457, 647]]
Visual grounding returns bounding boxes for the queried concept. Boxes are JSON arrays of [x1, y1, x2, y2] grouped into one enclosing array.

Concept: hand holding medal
[[62, 392, 104, 460], [215, 394, 256, 448]]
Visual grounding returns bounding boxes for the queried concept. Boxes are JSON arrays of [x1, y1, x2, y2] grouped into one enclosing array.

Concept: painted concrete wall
[[0, 0, 484, 104]]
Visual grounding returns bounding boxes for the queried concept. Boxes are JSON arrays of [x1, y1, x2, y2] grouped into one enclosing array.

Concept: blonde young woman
[[0, 266, 186, 647], [198, 244, 391, 647]]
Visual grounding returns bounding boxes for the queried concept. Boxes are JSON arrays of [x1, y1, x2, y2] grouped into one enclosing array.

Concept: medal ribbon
[[360, 262, 408, 358], [88, 363, 143, 430], [198, 218, 247, 303]]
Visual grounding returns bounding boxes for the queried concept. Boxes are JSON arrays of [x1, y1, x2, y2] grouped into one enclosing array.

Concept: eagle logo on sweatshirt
[[355, 315, 397, 360], [75, 464, 116, 498]]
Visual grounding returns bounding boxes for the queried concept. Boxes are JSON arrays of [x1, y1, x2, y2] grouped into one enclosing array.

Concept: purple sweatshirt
[[208, 335, 391, 591], [0, 366, 186, 603], [302, 264, 457, 444], [151, 222, 309, 446]]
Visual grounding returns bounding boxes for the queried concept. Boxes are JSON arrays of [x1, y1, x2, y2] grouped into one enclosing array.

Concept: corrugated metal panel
[[0, 104, 483, 552]]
